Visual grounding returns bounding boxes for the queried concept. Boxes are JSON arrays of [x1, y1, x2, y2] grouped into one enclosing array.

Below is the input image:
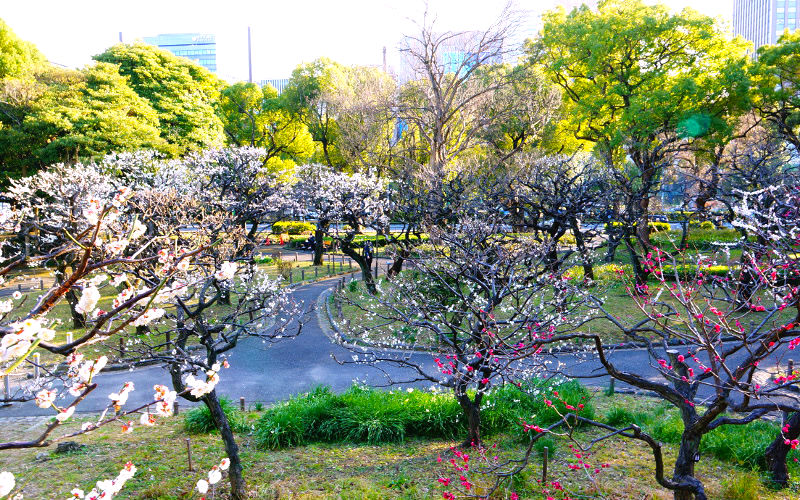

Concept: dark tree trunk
[[604, 230, 622, 263], [623, 233, 649, 288], [570, 219, 594, 283], [339, 244, 376, 294], [57, 260, 86, 329], [204, 390, 247, 500], [766, 412, 800, 488], [387, 248, 409, 278], [65, 287, 87, 329], [672, 431, 705, 500], [457, 394, 482, 447], [313, 221, 329, 266]]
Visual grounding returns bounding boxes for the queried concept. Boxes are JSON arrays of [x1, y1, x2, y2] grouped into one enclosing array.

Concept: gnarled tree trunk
[[204, 390, 247, 500], [766, 412, 800, 488]]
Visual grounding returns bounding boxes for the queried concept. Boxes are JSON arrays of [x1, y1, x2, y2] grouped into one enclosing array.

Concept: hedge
[[271, 221, 316, 235]]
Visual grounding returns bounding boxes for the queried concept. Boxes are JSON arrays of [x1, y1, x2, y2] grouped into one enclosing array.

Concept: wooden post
[[240, 397, 245, 411], [295, 252, 298, 262], [3, 376, 9, 402], [165, 331, 170, 349], [174, 401, 180, 416], [39, 279, 44, 290], [301, 269, 305, 281], [606, 378, 615, 396], [542, 446, 549, 483], [65, 332, 73, 345], [288, 271, 293, 284], [186, 438, 194, 471], [119, 338, 125, 358], [16, 284, 21, 292], [349, 258, 353, 269], [315, 267, 319, 279], [31, 352, 40, 379]]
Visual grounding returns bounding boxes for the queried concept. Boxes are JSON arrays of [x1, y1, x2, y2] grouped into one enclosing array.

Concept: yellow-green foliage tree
[[531, 0, 750, 282], [217, 82, 314, 171]]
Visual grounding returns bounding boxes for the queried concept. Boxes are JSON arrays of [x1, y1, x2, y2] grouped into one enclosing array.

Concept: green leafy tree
[[0, 64, 164, 181], [531, 0, 750, 282], [217, 82, 314, 170], [28, 63, 164, 164], [94, 43, 225, 155], [0, 18, 45, 79], [752, 31, 800, 150], [283, 58, 347, 168]]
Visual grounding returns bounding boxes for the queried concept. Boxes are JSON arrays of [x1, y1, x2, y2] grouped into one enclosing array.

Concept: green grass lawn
[[1, 390, 797, 499]]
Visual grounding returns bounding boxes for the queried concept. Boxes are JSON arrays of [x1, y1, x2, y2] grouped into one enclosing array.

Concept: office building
[[734, 0, 797, 53], [143, 33, 217, 72], [258, 78, 291, 94]]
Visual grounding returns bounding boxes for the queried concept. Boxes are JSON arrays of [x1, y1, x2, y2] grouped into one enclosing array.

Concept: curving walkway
[[0, 273, 790, 418]]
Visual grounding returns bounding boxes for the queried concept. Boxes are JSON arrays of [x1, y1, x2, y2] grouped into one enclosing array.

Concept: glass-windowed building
[[734, 0, 798, 54], [258, 78, 291, 94], [143, 33, 217, 72]]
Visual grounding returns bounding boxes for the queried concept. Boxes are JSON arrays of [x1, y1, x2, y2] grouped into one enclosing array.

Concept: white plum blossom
[[129, 220, 147, 240], [75, 285, 101, 315], [108, 382, 135, 408], [219, 458, 230, 471], [0, 300, 12, 314], [0, 471, 13, 498], [214, 261, 237, 281], [196, 479, 209, 494], [0, 318, 53, 361], [131, 308, 165, 327], [139, 412, 156, 427], [56, 406, 75, 422], [34, 389, 57, 409], [208, 466, 222, 485], [153, 385, 177, 416], [77, 462, 136, 499], [75, 356, 108, 383]]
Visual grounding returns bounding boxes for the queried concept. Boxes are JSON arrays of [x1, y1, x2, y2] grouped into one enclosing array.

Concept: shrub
[[648, 221, 671, 232], [689, 220, 715, 230], [253, 255, 274, 265], [271, 221, 316, 235], [184, 397, 249, 434], [564, 263, 632, 283]]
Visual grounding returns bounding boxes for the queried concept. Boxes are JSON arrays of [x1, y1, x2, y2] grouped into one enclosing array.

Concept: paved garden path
[[0, 268, 790, 417]]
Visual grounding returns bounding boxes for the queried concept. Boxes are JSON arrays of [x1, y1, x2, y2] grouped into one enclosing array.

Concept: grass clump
[[720, 470, 764, 500], [183, 397, 249, 434], [256, 380, 594, 449]]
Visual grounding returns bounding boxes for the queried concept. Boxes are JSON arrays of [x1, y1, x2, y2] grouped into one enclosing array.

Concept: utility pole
[[247, 26, 253, 83], [382, 46, 387, 73], [119, 32, 123, 43]]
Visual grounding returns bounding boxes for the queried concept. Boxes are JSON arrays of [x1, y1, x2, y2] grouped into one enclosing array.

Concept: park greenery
[[1, 1, 800, 499]]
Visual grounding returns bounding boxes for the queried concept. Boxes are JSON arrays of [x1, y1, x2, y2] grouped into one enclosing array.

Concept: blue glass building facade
[[143, 33, 217, 72]]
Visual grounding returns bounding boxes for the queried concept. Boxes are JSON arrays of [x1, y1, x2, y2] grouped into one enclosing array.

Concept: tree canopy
[[216, 82, 314, 170], [94, 43, 226, 155]]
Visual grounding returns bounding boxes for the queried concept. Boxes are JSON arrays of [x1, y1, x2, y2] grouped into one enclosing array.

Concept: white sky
[[1, 0, 733, 83]]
